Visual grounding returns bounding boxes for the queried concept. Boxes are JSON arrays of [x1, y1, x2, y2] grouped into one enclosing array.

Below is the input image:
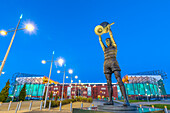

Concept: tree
[[49, 92, 53, 100], [43, 89, 47, 100], [0, 79, 10, 102], [54, 94, 58, 101], [19, 84, 26, 101]]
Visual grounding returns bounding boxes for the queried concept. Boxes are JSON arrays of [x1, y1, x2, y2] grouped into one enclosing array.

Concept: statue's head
[[105, 38, 111, 46]]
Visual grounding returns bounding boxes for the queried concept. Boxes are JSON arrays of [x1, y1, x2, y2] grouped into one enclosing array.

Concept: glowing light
[[75, 75, 78, 79], [57, 70, 60, 73], [41, 60, 46, 64], [66, 76, 68, 78], [71, 80, 73, 83], [26, 24, 35, 32], [0, 30, 7, 36], [68, 69, 73, 74], [20, 14, 23, 19], [58, 58, 64, 66], [1, 72, 5, 74]]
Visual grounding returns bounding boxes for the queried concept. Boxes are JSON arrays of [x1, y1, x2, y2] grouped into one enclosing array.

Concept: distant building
[[10, 70, 167, 100], [46, 70, 167, 100], [46, 83, 118, 100]]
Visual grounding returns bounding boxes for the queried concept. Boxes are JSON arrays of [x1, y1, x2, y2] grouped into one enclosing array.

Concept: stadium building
[[10, 73, 59, 99], [10, 70, 167, 100]]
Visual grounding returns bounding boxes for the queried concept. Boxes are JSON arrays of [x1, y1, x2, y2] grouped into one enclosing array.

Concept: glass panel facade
[[118, 83, 160, 98], [14, 84, 45, 97], [127, 84, 134, 95], [117, 85, 122, 100], [139, 84, 145, 95]]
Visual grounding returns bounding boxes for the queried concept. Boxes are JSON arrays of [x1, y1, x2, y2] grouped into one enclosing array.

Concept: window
[[54, 88, 58, 90], [101, 88, 106, 90]]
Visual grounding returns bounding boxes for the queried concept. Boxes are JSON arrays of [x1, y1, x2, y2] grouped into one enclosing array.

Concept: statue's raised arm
[[99, 35, 106, 51], [108, 26, 117, 48]]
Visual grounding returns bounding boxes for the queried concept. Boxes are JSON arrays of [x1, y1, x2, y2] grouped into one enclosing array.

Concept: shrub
[[0, 80, 10, 102], [82, 98, 87, 102], [49, 92, 53, 100], [19, 84, 26, 101], [54, 94, 58, 101], [87, 97, 93, 103], [56, 101, 60, 106], [43, 89, 47, 100], [76, 96, 82, 101]]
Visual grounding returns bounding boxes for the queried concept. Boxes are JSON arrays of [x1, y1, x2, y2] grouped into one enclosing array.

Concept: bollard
[[70, 102, 72, 112], [164, 106, 168, 113], [139, 105, 143, 112], [150, 105, 154, 111], [81, 102, 83, 109], [40, 100, 43, 110], [139, 105, 142, 108], [8, 101, 12, 111], [0, 102, 2, 106], [29, 101, 33, 110], [142, 108, 144, 112], [49, 100, 51, 110], [92, 104, 94, 107], [18, 101, 22, 111], [15, 102, 19, 113], [152, 105, 154, 109], [59, 101, 62, 111]]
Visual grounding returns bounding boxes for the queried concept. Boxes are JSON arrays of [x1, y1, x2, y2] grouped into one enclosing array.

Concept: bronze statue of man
[[95, 22, 130, 106]]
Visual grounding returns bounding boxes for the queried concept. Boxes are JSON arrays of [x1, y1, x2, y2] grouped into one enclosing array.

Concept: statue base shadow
[[73, 105, 164, 113], [97, 105, 138, 112], [73, 105, 138, 113]]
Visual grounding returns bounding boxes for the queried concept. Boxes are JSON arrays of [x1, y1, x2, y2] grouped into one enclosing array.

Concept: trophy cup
[[94, 22, 115, 36]]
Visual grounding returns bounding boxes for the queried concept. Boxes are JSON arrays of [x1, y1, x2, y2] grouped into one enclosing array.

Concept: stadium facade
[[10, 70, 167, 100], [10, 73, 59, 99]]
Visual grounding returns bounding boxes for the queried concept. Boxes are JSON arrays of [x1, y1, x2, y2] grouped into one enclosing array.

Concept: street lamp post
[[42, 52, 64, 109], [57, 68, 73, 111], [78, 80, 81, 97], [0, 14, 35, 76], [43, 51, 54, 109], [66, 71, 73, 99], [70, 75, 73, 99], [0, 15, 22, 76], [145, 89, 149, 103], [74, 75, 78, 98], [138, 94, 140, 101], [57, 68, 73, 100], [61, 65, 66, 101]]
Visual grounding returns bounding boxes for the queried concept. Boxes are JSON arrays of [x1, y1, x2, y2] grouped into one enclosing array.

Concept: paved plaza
[[0, 101, 91, 113]]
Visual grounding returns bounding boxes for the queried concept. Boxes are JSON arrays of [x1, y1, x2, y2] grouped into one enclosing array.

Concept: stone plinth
[[97, 105, 138, 112]]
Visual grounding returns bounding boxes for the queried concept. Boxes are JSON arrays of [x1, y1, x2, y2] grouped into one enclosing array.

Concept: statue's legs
[[104, 73, 114, 105], [114, 71, 130, 106]]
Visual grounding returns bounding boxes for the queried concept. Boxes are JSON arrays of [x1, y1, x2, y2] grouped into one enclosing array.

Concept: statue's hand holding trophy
[[94, 22, 115, 36]]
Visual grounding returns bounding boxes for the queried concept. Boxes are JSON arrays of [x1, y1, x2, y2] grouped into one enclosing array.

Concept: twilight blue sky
[[0, 0, 170, 93]]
